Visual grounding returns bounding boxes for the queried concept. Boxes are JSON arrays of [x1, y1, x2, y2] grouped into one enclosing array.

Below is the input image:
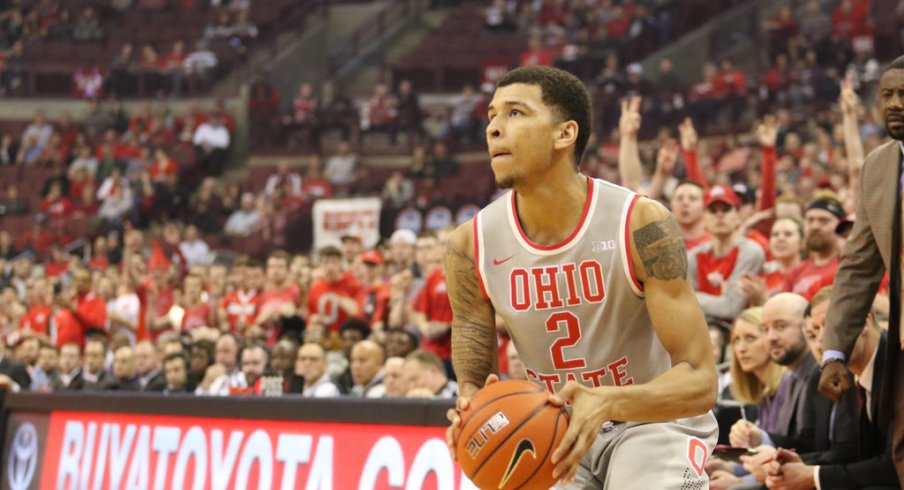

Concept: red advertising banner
[[40, 411, 477, 490]]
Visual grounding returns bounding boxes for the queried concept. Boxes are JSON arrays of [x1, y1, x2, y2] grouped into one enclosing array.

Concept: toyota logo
[[7, 422, 37, 490]]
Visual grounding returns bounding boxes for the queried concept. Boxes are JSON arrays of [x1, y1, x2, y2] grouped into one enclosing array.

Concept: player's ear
[[553, 120, 578, 151]]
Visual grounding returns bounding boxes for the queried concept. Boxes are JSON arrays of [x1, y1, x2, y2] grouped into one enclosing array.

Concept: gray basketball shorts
[[553, 412, 718, 490]]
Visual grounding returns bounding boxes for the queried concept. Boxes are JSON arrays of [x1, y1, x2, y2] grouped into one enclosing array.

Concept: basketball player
[[445, 66, 718, 488]]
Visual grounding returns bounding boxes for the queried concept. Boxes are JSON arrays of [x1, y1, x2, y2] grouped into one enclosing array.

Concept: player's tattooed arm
[[632, 216, 688, 281], [445, 223, 498, 396]]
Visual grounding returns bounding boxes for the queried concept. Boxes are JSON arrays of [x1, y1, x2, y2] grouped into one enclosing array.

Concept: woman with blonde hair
[[709, 307, 787, 486], [729, 307, 785, 427]]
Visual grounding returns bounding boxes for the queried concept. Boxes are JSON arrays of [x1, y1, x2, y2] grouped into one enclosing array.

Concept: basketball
[[456, 380, 569, 490]]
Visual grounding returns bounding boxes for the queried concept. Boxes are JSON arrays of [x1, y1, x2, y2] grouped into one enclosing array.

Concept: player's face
[[731, 319, 770, 373], [805, 301, 828, 361], [486, 83, 561, 189], [769, 219, 802, 260], [670, 184, 705, 226], [879, 69, 904, 140]]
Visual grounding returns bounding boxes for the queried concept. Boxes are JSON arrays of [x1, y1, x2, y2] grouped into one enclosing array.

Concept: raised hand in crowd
[[757, 114, 779, 148], [678, 116, 698, 151], [617, 96, 644, 193]]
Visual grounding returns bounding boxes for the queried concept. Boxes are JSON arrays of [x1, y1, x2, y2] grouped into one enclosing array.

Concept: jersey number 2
[[546, 311, 586, 370]]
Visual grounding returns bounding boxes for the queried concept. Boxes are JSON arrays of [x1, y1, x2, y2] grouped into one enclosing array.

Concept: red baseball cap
[[361, 250, 383, 265], [704, 185, 741, 209]]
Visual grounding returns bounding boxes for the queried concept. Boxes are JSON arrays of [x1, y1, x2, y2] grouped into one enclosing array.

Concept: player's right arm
[[444, 220, 498, 459]]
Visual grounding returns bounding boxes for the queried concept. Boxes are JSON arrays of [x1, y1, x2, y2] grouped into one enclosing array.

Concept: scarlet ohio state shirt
[[474, 178, 670, 393]]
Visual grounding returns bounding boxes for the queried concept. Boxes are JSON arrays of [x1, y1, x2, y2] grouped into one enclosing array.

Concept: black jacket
[[141, 371, 167, 392], [818, 333, 900, 489], [0, 356, 31, 390]]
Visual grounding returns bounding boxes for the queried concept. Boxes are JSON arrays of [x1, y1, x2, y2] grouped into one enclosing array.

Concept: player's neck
[[513, 171, 587, 247]]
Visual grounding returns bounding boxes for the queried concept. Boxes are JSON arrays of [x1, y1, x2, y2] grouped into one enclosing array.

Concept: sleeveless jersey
[[474, 178, 671, 393]]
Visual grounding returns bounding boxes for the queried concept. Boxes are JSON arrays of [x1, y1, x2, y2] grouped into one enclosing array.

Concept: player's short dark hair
[[497, 66, 592, 164], [884, 54, 904, 74]]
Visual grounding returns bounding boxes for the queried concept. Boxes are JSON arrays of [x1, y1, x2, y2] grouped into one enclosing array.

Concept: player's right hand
[[550, 381, 612, 484], [817, 361, 850, 401], [729, 420, 762, 448], [446, 374, 498, 461]]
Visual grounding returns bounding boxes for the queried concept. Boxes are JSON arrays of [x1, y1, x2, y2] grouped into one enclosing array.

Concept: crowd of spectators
[[0, 2, 903, 485], [0, 0, 262, 97], [0, 226, 529, 400]]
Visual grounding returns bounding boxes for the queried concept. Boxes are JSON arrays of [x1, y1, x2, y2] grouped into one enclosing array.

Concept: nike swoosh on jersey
[[493, 255, 515, 266], [499, 438, 536, 488]]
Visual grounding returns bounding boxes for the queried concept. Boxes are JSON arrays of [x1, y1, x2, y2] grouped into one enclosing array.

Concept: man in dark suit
[[821, 55, 904, 486], [768, 315, 899, 489], [135, 340, 166, 392], [721, 293, 858, 490], [0, 341, 31, 391], [113, 345, 139, 391], [81, 337, 119, 391], [54, 342, 84, 391]]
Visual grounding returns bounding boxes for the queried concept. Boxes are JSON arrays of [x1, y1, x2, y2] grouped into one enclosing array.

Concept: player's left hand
[[549, 381, 610, 483]]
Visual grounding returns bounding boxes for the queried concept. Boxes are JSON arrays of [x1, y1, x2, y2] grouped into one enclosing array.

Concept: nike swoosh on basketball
[[499, 438, 536, 488], [493, 255, 515, 266]]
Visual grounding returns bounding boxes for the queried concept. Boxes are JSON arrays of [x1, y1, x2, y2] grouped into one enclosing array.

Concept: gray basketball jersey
[[474, 178, 671, 393]]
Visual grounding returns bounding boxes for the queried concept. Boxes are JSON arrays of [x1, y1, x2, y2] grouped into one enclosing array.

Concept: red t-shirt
[[307, 274, 363, 333], [45, 261, 69, 278], [781, 256, 840, 297], [358, 283, 390, 328], [258, 284, 301, 343], [413, 269, 453, 359], [40, 197, 73, 220], [181, 302, 212, 332], [762, 266, 787, 297], [52, 308, 84, 348], [19, 305, 52, 335], [74, 293, 107, 333], [685, 233, 712, 251], [694, 247, 740, 296], [220, 290, 258, 332], [88, 256, 109, 271]]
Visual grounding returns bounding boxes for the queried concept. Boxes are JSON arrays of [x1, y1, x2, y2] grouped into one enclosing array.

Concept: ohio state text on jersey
[[474, 178, 670, 393]]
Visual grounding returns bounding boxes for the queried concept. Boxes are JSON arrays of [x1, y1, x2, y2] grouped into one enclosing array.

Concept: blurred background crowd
[[0, 0, 903, 486]]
